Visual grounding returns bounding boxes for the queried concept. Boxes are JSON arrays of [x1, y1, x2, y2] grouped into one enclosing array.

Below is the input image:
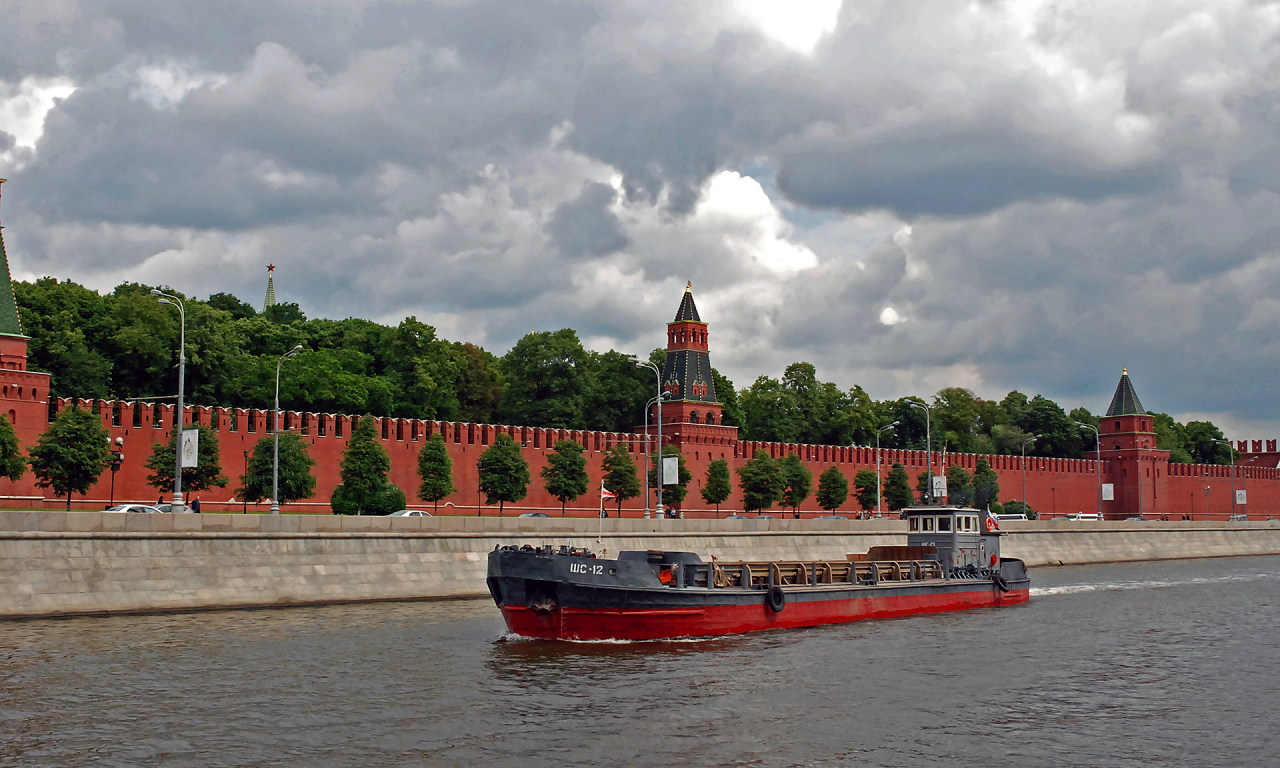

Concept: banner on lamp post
[[1235, 489, 1247, 504], [181, 428, 199, 468], [662, 456, 678, 485], [1101, 483, 1114, 501]]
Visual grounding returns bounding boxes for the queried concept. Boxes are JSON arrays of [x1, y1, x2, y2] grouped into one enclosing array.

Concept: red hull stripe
[[502, 588, 1031, 641]]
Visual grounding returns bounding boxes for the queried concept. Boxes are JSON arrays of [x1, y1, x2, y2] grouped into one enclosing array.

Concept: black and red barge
[[487, 506, 1030, 641]]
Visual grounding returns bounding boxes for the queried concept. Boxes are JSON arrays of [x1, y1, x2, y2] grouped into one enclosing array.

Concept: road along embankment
[[2, 512, 1278, 619]]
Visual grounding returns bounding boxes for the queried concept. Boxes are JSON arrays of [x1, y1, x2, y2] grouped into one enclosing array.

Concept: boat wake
[[494, 631, 715, 645], [1031, 570, 1279, 597]]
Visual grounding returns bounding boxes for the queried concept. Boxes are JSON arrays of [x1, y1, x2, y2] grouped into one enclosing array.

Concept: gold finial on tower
[[686, 280, 691, 292], [1123, 367, 1128, 375]]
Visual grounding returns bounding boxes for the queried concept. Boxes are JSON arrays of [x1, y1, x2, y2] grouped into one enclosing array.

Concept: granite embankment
[[2, 512, 1278, 619]]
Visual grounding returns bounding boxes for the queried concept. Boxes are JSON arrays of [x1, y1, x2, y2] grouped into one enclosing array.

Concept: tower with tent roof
[[1092, 368, 1170, 519], [0, 180, 53, 458], [653, 283, 738, 449]]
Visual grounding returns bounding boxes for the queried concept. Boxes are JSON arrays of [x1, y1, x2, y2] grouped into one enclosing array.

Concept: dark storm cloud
[[777, 127, 1171, 218], [545, 182, 628, 258], [5, 0, 1280, 431]]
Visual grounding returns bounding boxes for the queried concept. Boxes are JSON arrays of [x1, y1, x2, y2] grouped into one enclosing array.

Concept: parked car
[[1124, 515, 1147, 521], [390, 509, 433, 517], [518, 512, 551, 518], [724, 514, 750, 519], [1228, 513, 1249, 521], [993, 513, 1028, 521], [755, 514, 776, 520], [816, 515, 847, 519], [1060, 513, 1102, 521], [104, 504, 163, 514]]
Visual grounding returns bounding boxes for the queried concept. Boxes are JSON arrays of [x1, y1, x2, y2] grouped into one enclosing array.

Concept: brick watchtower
[[1096, 369, 1169, 519], [654, 284, 737, 447], [0, 180, 52, 461]]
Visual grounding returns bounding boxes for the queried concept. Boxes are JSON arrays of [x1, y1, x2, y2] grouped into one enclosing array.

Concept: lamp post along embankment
[[272, 345, 304, 515], [151, 290, 186, 512]]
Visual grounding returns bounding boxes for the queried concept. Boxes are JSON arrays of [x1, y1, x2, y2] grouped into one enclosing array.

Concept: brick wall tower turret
[[0, 180, 53, 465], [1097, 369, 1169, 519], [654, 283, 737, 448]]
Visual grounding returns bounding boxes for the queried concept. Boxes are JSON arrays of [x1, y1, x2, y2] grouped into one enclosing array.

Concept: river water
[[1, 555, 1276, 767]]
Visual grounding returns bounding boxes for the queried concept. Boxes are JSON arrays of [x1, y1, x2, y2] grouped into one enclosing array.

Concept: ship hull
[[488, 548, 1030, 641]]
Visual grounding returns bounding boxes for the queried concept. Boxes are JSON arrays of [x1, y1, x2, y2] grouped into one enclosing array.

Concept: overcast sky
[[2, 0, 1279, 438]]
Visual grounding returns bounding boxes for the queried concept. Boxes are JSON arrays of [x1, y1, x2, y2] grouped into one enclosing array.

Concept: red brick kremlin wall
[[0, 395, 1275, 519]]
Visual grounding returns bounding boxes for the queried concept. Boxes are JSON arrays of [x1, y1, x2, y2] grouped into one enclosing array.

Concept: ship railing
[[704, 559, 943, 589]]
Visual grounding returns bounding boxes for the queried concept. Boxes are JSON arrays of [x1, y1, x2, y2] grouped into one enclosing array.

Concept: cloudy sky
[[2, 0, 1279, 437]]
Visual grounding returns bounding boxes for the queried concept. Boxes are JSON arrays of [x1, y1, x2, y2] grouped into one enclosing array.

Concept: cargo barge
[[486, 506, 1030, 640]]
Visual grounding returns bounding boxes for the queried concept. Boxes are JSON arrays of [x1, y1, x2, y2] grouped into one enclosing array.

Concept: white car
[[390, 509, 433, 517], [104, 504, 164, 514]]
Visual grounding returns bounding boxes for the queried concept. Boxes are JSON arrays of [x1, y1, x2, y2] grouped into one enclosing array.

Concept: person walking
[[191, 497, 201, 513]]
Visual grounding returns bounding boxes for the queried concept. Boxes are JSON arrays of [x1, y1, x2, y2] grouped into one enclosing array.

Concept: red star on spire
[[267, 264, 276, 272]]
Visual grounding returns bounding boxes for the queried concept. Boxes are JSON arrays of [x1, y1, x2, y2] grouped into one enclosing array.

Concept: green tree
[[1152, 412, 1193, 463], [477, 434, 530, 516], [582, 350, 652, 433], [945, 465, 973, 506], [0, 416, 27, 482], [779, 453, 813, 517], [542, 439, 589, 516], [973, 457, 1000, 511], [143, 423, 229, 493], [1002, 499, 1035, 519], [1184, 421, 1234, 464], [711, 369, 743, 427], [331, 417, 406, 515], [238, 432, 317, 505], [648, 445, 693, 508], [601, 444, 640, 516], [883, 462, 913, 511], [816, 466, 848, 513], [28, 406, 111, 510], [416, 433, 456, 512], [701, 459, 732, 514], [498, 329, 589, 428], [453, 342, 504, 423], [853, 469, 880, 512], [736, 450, 783, 512]]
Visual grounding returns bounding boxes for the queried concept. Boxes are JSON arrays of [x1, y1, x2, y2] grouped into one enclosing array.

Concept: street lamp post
[[640, 392, 670, 519], [151, 290, 186, 512], [1214, 438, 1236, 518], [908, 401, 932, 504], [631, 357, 664, 518], [875, 422, 898, 517], [1021, 435, 1040, 515], [108, 436, 124, 507], [271, 345, 304, 515], [1076, 422, 1102, 520], [242, 449, 249, 513]]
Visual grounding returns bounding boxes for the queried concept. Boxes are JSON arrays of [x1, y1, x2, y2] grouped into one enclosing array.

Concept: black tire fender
[[766, 585, 786, 612], [992, 572, 1010, 593]]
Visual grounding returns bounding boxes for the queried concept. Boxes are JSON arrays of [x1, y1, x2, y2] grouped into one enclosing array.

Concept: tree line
[[15, 278, 1233, 464]]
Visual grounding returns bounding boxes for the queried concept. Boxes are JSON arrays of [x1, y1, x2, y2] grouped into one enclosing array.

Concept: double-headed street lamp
[[1213, 438, 1236, 518], [1075, 421, 1102, 519], [640, 391, 672, 519], [1021, 434, 1041, 515], [631, 357, 664, 518], [908, 400, 932, 503], [151, 289, 186, 511], [875, 421, 898, 516], [272, 345, 304, 515]]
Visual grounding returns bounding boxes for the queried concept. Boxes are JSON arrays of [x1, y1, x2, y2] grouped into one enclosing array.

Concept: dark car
[[724, 514, 750, 520], [1124, 515, 1146, 521], [816, 515, 847, 520], [518, 512, 551, 518]]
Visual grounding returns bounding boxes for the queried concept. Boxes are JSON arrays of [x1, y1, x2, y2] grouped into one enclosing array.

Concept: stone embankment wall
[[2, 512, 1278, 619]]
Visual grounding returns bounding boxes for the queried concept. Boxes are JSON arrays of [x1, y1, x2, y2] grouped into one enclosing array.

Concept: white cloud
[[0, 76, 76, 165], [734, 0, 842, 55]]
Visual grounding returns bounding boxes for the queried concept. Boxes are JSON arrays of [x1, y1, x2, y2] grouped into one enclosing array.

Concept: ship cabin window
[[909, 517, 919, 531], [937, 516, 951, 532], [922, 517, 934, 532]]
